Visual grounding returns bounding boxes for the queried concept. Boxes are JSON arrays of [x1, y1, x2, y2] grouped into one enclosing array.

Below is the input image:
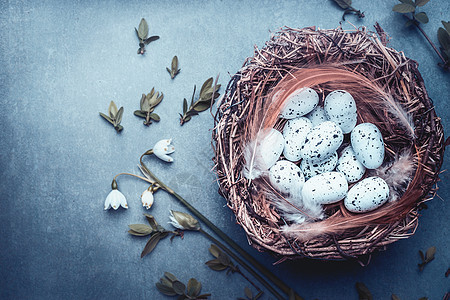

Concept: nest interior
[[213, 25, 445, 263]]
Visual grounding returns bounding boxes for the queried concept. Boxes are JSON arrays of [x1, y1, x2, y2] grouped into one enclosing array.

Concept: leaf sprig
[[134, 88, 163, 126], [128, 214, 181, 258], [156, 272, 211, 299], [392, 0, 430, 27], [418, 246, 436, 271], [135, 18, 160, 55], [205, 244, 238, 274], [167, 56, 181, 79], [437, 21, 450, 69], [180, 77, 220, 125], [99, 101, 124, 133], [332, 0, 365, 21]]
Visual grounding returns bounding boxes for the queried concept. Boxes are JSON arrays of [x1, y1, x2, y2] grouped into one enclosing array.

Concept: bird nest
[[212, 25, 445, 264]]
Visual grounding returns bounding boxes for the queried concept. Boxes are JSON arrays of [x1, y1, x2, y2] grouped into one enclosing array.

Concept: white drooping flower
[[104, 179, 128, 210], [153, 139, 175, 162], [141, 189, 154, 209], [168, 210, 200, 231]]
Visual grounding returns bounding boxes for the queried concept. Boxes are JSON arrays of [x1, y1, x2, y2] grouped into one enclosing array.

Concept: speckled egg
[[259, 128, 285, 169], [344, 176, 389, 213], [269, 160, 305, 197], [279, 87, 319, 119], [283, 117, 312, 161], [324, 90, 357, 134], [335, 146, 366, 183], [302, 172, 348, 205], [300, 152, 338, 180], [300, 121, 343, 162], [351, 123, 385, 169], [305, 106, 328, 127]]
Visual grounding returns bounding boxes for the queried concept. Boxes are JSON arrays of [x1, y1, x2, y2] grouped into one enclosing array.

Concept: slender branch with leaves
[[167, 56, 181, 79], [156, 272, 211, 299], [99, 101, 124, 133], [418, 246, 436, 271], [332, 0, 365, 21], [134, 88, 164, 126], [135, 18, 160, 55]]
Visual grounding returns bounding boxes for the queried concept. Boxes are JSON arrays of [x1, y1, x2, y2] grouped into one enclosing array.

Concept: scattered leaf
[[144, 213, 158, 229], [415, 0, 430, 7], [187, 278, 202, 297], [356, 282, 373, 300], [135, 18, 159, 55], [100, 101, 124, 133], [393, 3, 416, 13], [137, 18, 149, 40], [172, 280, 186, 295], [140, 233, 161, 258], [156, 282, 177, 296], [438, 27, 450, 50], [167, 56, 181, 79], [134, 89, 164, 126], [164, 272, 178, 282], [209, 244, 221, 258], [414, 12, 429, 23], [128, 224, 153, 235], [425, 246, 436, 262], [333, 0, 352, 9]]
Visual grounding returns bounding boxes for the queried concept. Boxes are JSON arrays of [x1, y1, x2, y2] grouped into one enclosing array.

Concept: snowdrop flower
[[169, 210, 200, 231], [104, 179, 128, 210], [153, 139, 175, 162], [141, 189, 154, 209]]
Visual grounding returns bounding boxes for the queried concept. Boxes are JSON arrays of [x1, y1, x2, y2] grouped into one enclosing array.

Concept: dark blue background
[[0, 0, 449, 299]]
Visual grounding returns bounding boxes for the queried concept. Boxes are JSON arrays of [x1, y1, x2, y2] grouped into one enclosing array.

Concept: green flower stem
[[113, 172, 155, 185], [199, 228, 281, 300], [139, 153, 302, 300]]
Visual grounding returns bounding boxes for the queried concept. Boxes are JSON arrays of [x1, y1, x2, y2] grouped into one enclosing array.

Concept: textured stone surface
[[0, 0, 449, 299]]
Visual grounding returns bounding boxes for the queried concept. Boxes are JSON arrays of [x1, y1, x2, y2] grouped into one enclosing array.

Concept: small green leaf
[[209, 244, 221, 258], [183, 98, 188, 114], [172, 280, 186, 295], [438, 27, 450, 49], [393, 3, 416, 13], [187, 278, 201, 297], [128, 229, 152, 237], [172, 56, 178, 71], [128, 224, 153, 234], [108, 101, 118, 118], [205, 259, 228, 271], [156, 282, 177, 296], [200, 78, 213, 98], [193, 101, 211, 112], [139, 94, 146, 110], [134, 110, 147, 118], [164, 272, 178, 282], [399, 0, 415, 5], [145, 36, 159, 44], [115, 107, 124, 125], [99, 112, 115, 125], [141, 233, 161, 258], [356, 282, 373, 300], [333, 0, 352, 9], [138, 18, 149, 40], [414, 12, 428, 23], [392, 294, 401, 300], [182, 115, 191, 123], [217, 252, 232, 266], [149, 113, 160, 122], [442, 21, 450, 34], [166, 67, 171, 75], [415, 0, 430, 7], [144, 213, 158, 230], [244, 287, 253, 299], [425, 246, 436, 262], [405, 19, 415, 27]]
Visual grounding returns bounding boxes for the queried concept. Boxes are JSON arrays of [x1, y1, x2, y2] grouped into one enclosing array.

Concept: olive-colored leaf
[[183, 98, 188, 114], [405, 19, 415, 27], [356, 282, 373, 300], [205, 259, 228, 271], [134, 110, 147, 118], [200, 78, 213, 98], [128, 224, 153, 234], [393, 3, 416, 13], [183, 115, 192, 123], [141, 233, 161, 258], [172, 56, 178, 70], [108, 101, 118, 118], [149, 113, 160, 122], [156, 282, 177, 296], [145, 36, 159, 44], [151, 93, 164, 107], [166, 67, 172, 75], [128, 229, 152, 237], [443, 21, 450, 34], [415, 12, 428, 23], [164, 272, 178, 282], [217, 252, 232, 266], [148, 87, 155, 99], [244, 287, 253, 299], [115, 107, 124, 125], [99, 112, 115, 125], [193, 101, 211, 112], [392, 294, 401, 300], [160, 277, 173, 289], [415, 0, 430, 7], [333, 0, 352, 9], [209, 244, 221, 258], [425, 246, 436, 262], [438, 27, 450, 50], [419, 250, 425, 261], [172, 280, 186, 295], [187, 278, 201, 297], [144, 213, 158, 230], [186, 110, 199, 117], [134, 28, 140, 40], [138, 18, 148, 40], [399, 0, 415, 5], [139, 94, 146, 110]]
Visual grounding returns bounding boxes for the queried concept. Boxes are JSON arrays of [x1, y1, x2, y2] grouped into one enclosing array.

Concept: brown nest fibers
[[212, 25, 445, 264]]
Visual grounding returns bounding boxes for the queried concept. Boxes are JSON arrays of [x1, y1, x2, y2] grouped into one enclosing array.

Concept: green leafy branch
[[332, 0, 365, 21], [180, 77, 220, 125], [393, 0, 449, 70], [135, 18, 160, 55], [99, 101, 124, 133], [156, 272, 211, 299], [128, 214, 182, 258], [167, 56, 181, 79], [418, 246, 436, 271], [134, 88, 163, 126]]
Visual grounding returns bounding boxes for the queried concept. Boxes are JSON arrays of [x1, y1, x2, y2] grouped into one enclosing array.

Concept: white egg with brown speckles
[[324, 90, 357, 134], [336, 146, 366, 183], [300, 121, 343, 162], [300, 152, 338, 180], [282, 117, 312, 161], [302, 172, 348, 205], [269, 160, 305, 197], [279, 87, 319, 119], [351, 123, 385, 169], [305, 106, 328, 127], [344, 176, 389, 213]]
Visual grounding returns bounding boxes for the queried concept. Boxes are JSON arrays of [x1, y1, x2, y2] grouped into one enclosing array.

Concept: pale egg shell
[[283, 117, 313, 161], [300, 121, 343, 162], [300, 152, 338, 180], [305, 106, 328, 127], [259, 129, 285, 169], [269, 160, 305, 197], [344, 176, 389, 213], [324, 90, 357, 134], [279, 87, 319, 119], [302, 171, 348, 205], [351, 123, 385, 169], [335, 145, 366, 183]]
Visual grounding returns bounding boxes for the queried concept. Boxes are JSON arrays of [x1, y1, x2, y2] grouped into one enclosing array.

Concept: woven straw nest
[[212, 25, 445, 264]]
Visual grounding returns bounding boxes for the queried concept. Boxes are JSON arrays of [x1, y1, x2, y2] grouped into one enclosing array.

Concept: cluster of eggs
[[262, 88, 389, 213]]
